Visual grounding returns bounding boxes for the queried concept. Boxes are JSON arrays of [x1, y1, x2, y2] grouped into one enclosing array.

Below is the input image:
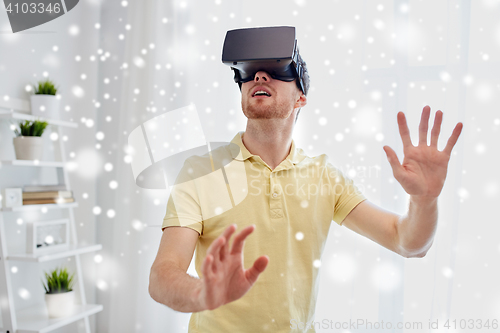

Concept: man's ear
[[294, 93, 307, 109]]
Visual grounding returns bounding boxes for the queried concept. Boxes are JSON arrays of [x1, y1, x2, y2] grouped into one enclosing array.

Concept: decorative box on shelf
[[26, 218, 70, 255], [1, 187, 23, 208]]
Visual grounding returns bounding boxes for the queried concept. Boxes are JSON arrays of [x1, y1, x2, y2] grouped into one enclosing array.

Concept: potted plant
[[11, 119, 48, 160], [30, 79, 60, 118], [42, 267, 76, 318]]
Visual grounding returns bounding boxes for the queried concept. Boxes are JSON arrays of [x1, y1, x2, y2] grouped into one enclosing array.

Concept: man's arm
[[341, 197, 437, 258], [341, 106, 462, 258], [149, 224, 269, 312], [149, 226, 206, 313]]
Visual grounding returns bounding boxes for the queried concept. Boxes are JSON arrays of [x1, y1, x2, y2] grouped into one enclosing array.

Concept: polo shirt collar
[[228, 131, 306, 165]]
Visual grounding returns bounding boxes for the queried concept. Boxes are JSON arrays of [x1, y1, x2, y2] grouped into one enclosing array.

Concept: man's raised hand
[[383, 105, 463, 199], [196, 224, 269, 311]]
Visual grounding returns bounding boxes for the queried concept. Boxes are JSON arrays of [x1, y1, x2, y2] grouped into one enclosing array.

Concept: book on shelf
[[23, 197, 75, 205], [22, 190, 73, 200], [23, 184, 68, 192]]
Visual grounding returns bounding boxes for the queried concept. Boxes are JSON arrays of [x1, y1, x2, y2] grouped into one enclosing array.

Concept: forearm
[[396, 196, 438, 257], [149, 263, 206, 313]]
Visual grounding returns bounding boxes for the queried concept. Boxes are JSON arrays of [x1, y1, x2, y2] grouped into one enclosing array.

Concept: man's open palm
[[383, 105, 463, 198], [198, 224, 269, 311]]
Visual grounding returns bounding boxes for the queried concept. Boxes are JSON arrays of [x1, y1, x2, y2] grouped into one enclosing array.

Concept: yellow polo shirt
[[162, 131, 366, 332]]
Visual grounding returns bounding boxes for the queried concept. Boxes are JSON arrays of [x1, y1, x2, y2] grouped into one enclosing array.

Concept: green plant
[[11, 119, 48, 137], [42, 267, 75, 294], [33, 79, 59, 95]]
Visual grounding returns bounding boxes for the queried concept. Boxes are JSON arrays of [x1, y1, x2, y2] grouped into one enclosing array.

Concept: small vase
[[30, 94, 60, 119], [13, 136, 44, 160], [44, 290, 75, 318]]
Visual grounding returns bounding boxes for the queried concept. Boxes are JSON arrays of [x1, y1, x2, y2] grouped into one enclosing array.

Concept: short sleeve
[[328, 164, 367, 226], [162, 159, 203, 235]]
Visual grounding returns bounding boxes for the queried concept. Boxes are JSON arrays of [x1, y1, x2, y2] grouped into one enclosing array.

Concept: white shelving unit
[[15, 304, 102, 333], [7, 244, 103, 263], [0, 98, 102, 333], [0, 202, 78, 213], [0, 160, 66, 168]]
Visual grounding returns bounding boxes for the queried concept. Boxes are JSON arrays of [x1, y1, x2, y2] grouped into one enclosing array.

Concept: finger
[[430, 110, 443, 148], [418, 106, 431, 146], [230, 225, 255, 255], [202, 254, 214, 280], [207, 237, 225, 271], [442, 122, 463, 156], [219, 224, 237, 262], [397, 112, 414, 148], [383, 145, 403, 178], [245, 255, 269, 285]]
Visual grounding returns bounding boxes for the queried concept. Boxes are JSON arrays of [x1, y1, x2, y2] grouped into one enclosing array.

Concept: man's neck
[[242, 119, 295, 171]]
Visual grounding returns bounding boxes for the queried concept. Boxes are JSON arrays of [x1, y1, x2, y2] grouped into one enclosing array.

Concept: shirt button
[[272, 192, 278, 198]]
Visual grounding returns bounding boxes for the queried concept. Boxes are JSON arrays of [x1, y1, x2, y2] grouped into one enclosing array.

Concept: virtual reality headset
[[221, 26, 306, 95]]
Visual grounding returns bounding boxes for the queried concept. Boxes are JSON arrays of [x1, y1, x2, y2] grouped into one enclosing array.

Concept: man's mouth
[[252, 90, 272, 98]]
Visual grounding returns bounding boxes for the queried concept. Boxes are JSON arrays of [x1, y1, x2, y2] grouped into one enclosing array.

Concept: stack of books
[[22, 185, 75, 205]]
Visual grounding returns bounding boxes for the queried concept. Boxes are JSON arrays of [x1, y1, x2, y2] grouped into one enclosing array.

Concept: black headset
[[222, 26, 306, 95]]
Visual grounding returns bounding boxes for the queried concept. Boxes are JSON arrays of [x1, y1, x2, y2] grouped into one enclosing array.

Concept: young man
[[149, 53, 463, 332]]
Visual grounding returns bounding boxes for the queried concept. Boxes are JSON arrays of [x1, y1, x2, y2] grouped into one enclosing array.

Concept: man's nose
[[254, 71, 271, 83]]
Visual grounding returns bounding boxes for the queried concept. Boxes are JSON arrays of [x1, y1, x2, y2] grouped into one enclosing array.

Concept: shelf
[[0, 202, 78, 212], [0, 97, 97, 333], [7, 244, 102, 262], [0, 110, 78, 128], [16, 303, 103, 333], [0, 160, 66, 168]]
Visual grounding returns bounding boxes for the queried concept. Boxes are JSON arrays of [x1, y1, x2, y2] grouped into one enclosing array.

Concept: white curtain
[[95, 1, 198, 332], [95, 1, 500, 332]]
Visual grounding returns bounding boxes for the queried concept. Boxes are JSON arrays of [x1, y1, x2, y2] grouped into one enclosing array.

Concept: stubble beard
[[242, 97, 294, 120]]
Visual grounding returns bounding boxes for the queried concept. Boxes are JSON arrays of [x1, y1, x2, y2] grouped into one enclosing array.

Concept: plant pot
[[44, 290, 75, 318], [13, 136, 44, 160], [30, 94, 60, 119]]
